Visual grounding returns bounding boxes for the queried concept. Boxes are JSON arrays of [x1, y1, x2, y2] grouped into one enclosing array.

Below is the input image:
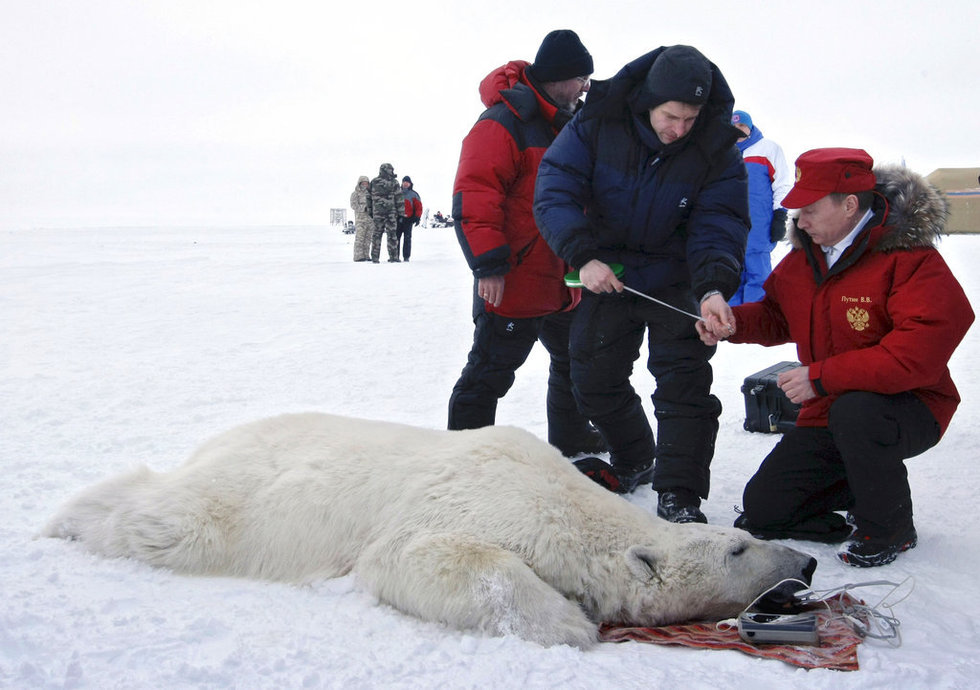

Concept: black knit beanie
[[530, 30, 594, 82], [402, 176, 412, 185], [638, 45, 712, 110]]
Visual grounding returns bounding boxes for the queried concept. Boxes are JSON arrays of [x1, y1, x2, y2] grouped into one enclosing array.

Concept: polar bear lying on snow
[[43, 413, 816, 648]]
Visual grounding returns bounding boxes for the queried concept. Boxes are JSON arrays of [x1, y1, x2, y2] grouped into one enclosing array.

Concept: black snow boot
[[837, 524, 918, 568], [573, 457, 653, 494], [657, 488, 707, 524]]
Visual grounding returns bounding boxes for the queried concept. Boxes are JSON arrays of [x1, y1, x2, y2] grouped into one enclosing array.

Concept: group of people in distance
[[350, 164, 423, 263], [447, 30, 973, 568]]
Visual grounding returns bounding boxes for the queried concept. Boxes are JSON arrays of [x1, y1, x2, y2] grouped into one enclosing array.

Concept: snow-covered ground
[[2, 225, 978, 688]]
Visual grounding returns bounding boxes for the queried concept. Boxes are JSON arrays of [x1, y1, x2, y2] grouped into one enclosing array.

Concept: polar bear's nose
[[754, 557, 818, 614]]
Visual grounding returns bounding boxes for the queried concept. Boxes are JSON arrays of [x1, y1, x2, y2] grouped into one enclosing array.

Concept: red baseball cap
[[781, 148, 877, 209]]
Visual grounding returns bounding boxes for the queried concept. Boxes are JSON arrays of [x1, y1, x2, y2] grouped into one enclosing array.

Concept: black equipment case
[[742, 361, 802, 433]]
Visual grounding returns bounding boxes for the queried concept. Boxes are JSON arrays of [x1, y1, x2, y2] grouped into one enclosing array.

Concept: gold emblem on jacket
[[847, 307, 870, 331]]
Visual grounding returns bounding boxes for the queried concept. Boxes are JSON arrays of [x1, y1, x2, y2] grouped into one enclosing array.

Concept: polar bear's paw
[[471, 565, 597, 649], [357, 532, 597, 648]]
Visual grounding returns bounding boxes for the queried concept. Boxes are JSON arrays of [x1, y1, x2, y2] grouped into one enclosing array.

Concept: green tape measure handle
[[564, 262, 624, 288]]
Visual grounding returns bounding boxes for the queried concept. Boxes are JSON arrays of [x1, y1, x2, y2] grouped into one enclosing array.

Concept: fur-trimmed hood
[[789, 165, 949, 251]]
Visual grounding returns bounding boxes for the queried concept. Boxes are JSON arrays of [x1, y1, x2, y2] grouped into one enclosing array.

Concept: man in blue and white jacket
[[729, 109, 793, 305]]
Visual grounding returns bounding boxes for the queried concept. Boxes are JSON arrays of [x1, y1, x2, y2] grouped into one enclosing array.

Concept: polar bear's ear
[[625, 545, 664, 585]]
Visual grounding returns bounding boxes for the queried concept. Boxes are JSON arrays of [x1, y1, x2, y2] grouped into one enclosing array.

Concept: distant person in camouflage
[[370, 163, 406, 263], [350, 175, 374, 262]]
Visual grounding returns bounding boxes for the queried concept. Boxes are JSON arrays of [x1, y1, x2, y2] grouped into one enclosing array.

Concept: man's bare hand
[[478, 275, 505, 307], [579, 260, 624, 294], [695, 319, 721, 345], [699, 293, 736, 340], [777, 366, 816, 404]]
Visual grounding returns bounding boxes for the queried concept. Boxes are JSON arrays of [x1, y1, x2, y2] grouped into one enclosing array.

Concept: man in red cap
[[698, 147, 974, 567]]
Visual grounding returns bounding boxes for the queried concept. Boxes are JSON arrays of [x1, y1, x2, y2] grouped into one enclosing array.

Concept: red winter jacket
[[402, 189, 423, 220], [730, 166, 974, 435], [451, 60, 580, 318]]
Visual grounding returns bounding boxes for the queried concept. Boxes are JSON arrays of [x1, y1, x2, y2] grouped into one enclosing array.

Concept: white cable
[[723, 577, 914, 647], [806, 577, 914, 646]]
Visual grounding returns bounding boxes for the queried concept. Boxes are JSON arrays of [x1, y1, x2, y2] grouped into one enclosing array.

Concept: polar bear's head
[[599, 524, 816, 626]]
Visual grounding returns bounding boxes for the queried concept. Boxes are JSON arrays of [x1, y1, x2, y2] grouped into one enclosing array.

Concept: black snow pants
[[740, 390, 941, 542], [568, 289, 720, 497], [447, 287, 594, 451], [396, 216, 414, 260]]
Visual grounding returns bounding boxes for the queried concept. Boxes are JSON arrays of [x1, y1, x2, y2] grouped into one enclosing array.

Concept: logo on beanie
[[846, 307, 870, 332], [695, 86, 703, 97]]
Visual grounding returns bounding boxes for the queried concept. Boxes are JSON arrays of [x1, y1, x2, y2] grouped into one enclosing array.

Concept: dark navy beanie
[[531, 30, 594, 82], [638, 45, 712, 110]]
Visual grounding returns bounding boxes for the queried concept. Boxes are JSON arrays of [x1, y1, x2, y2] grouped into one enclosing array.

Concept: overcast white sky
[[2, 0, 977, 229]]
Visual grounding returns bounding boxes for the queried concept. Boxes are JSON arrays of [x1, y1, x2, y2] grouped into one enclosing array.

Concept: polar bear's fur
[[43, 413, 816, 648]]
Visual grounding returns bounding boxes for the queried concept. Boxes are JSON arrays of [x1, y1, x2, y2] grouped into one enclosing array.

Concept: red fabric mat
[[599, 594, 865, 671]]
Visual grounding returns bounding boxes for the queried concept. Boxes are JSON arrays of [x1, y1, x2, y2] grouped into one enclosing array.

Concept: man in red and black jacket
[[397, 176, 423, 261], [448, 30, 604, 457], [698, 148, 974, 567]]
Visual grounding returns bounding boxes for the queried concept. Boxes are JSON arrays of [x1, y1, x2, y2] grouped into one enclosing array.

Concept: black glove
[[413, 217, 420, 226], [769, 208, 788, 242]]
